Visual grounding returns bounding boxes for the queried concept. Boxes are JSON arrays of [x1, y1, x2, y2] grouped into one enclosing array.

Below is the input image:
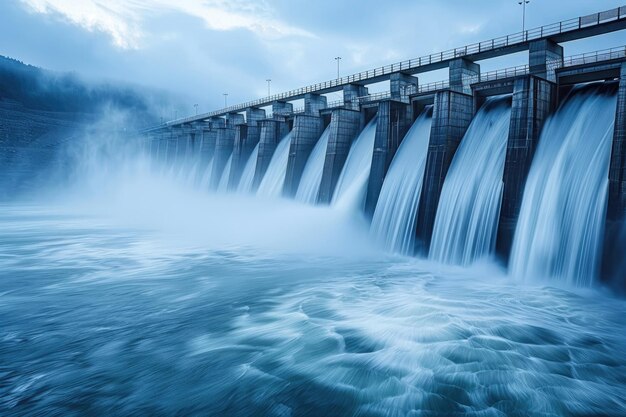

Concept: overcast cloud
[[1, 0, 624, 118]]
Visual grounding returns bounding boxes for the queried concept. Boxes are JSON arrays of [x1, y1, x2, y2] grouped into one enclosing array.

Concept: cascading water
[[332, 117, 377, 210], [237, 142, 260, 194], [200, 157, 214, 190], [295, 126, 330, 204], [429, 96, 512, 265], [257, 132, 293, 197], [217, 154, 233, 192], [510, 83, 617, 287], [370, 108, 433, 255]]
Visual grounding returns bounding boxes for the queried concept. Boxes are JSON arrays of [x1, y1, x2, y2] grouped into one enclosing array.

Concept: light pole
[[266, 79, 272, 96], [223, 93, 228, 107], [518, 0, 530, 35], [194, 103, 198, 115], [334, 56, 342, 79]]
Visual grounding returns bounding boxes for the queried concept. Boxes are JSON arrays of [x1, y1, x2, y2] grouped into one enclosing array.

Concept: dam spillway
[[5, 3, 626, 416], [141, 5, 626, 290]]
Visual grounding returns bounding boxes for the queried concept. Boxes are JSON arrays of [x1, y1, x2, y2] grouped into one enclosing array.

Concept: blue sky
[[0, 0, 624, 118]]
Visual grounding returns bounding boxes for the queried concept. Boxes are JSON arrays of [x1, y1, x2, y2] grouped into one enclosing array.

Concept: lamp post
[[223, 93, 228, 107], [266, 79, 272, 96], [334, 56, 342, 79], [194, 104, 198, 115], [518, 0, 530, 35]]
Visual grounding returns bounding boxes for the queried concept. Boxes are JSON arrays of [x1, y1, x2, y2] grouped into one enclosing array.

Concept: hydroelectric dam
[[142, 5, 626, 289], [4, 3, 626, 416]]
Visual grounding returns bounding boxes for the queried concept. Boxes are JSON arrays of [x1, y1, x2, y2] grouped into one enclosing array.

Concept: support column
[[283, 114, 324, 197], [253, 120, 289, 189], [529, 39, 563, 82], [496, 75, 557, 260], [304, 93, 327, 116], [226, 112, 245, 128], [228, 107, 267, 187], [390, 73, 419, 101], [415, 90, 474, 253], [272, 101, 293, 117], [364, 100, 412, 218], [318, 109, 362, 204], [603, 62, 626, 289], [449, 58, 480, 95], [343, 84, 368, 110]]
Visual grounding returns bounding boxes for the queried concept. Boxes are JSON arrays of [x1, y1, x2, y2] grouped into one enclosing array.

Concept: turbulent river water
[[1, 194, 625, 416], [1, 129, 625, 416]]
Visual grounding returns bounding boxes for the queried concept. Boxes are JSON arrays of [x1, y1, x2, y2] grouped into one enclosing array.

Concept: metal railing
[[560, 45, 626, 68], [158, 5, 625, 127]]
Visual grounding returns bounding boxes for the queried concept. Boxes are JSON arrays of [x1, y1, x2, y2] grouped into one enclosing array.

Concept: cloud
[[19, 0, 313, 50]]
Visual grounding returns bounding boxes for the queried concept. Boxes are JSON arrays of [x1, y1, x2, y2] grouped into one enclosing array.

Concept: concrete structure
[[390, 73, 419, 100], [304, 93, 327, 116], [139, 6, 626, 275], [449, 58, 480, 95], [608, 62, 626, 221], [283, 114, 325, 197], [364, 100, 412, 218], [210, 126, 235, 189], [603, 62, 626, 288], [318, 109, 363, 204], [529, 39, 564, 81], [252, 120, 290, 189], [496, 76, 557, 259], [227, 108, 266, 189], [415, 90, 474, 253], [343, 84, 368, 110]]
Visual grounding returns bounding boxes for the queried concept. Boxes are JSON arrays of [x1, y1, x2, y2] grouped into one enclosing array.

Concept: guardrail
[[155, 5, 625, 128], [559, 45, 626, 68]]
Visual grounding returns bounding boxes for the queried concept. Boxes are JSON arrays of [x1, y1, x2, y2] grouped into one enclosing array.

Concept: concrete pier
[[603, 62, 626, 288], [449, 58, 480, 95], [390, 73, 418, 100], [272, 101, 293, 117], [283, 114, 324, 197], [228, 108, 266, 189], [318, 109, 363, 204], [608, 63, 626, 220], [252, 119, 290, 189], [529, 39, 563, 81], [364, 100, 412, 217], [343, 84, 368, 110], [496, 75, 557, 259], [210, 126, 236, 189], [304, 93, 327, 116], [415, 90, 474, 252]]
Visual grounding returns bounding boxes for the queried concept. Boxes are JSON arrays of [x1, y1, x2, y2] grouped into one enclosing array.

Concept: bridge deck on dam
[[152, 5, 626, 129]]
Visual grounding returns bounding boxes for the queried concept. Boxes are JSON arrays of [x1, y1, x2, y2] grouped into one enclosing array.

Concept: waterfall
[[295, 126, 330, 204], [199, 157, 214, 190], [237, 142, 260, 194], [510, 83, 617, 287], [217, 154, 233, 192], [332, 117, 377, 210], [257, 132, 293, 197], [429, 96, 512, 265], [370, 108, 433, 255]]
